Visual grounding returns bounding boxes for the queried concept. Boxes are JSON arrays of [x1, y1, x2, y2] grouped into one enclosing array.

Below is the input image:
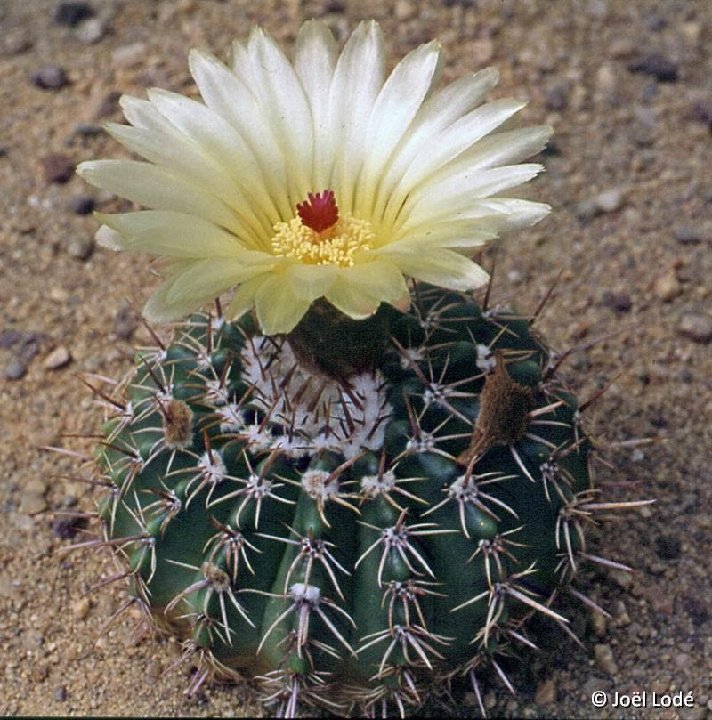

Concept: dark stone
[[31, 65, 69, 90], [52, 514, 86, 540], [655, 534, 681, 560], [113, 302, 138, 341], [41, 154, 75, 184], [628, 53, 678, 83], [690, 100, 712, 130], [53, 685, 68, 702], [73, 122, 104, 137], [601, 291, 632, 312], [0, 329, 23, 349], [645, 14, 667, 32], [4, 359, 27, 380], [674, 225, 703, 244], [545, 83, 570, 112], [54, 1, 93, 27], [15, 333, 41, 364], [648, 411, 667, 428], [68, 195, 94, 215], [94, 90, 121, 119], [682, 596, 709, 626]]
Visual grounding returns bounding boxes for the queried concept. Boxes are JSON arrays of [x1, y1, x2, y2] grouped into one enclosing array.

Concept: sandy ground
[[1, 0, 711, 717]]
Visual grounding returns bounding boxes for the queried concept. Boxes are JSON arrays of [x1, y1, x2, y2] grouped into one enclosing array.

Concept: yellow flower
[[78, 21, 551, 335]]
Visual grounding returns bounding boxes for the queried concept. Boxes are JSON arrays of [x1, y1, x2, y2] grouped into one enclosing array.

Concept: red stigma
[[296, 190, 338, 233]]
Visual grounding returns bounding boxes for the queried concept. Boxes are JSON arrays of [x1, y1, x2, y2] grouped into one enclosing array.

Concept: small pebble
[[609, 567, 633, 590], [74, 17, 105, 44], [19, 493, 48, 515], [1, 28, 33, 55], [535, 678, 557, 704], [545, 82, 570, 112], [54, 1, 94, 27], [114, 302, 138, 341], [592, 610, 608, 638], [0, 329, 23, 349], [52, 515, 86, 540], [73, 597, 91, 620], [4, 359, 27, 381], [654, 267, 682, 301], [112, 42, 147, 69], [54, 686, 68, 702], [68, 195, 95, 215], [68, 235, 95, 260], [601, 291, 632, 312], [594, 187, 626, 213], [43, 346, 72, 370], [677, 313, 712, 343], [628, 52, 678, 82], [41, 154, 75, 184], [471, 37, 494, 65], [31, 65, 70, 90], [674, 225, 703, 244], [612, 600, 631, 627], [690, 100, 712, 130], [595, 63, 617, 95], [73, 122, 104, 137], [594, 643, 619, 675], [679, 21, 702, 47], [93, 91, 121, 119], [394, 0, 416, 21], [655, 534, 682, 560]]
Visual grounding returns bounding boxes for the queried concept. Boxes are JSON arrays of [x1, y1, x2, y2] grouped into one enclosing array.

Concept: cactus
[[69, 19, 652, 718], [84, 283, 613, 716]]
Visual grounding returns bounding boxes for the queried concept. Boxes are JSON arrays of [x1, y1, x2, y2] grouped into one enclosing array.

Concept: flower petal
[[356, 40, 442, 218], [145, 88, 281, 233], [254, 275, 313, 334], [104, 120, 265, 243], [323, 260, 409, 319], [144, 257, 267, 322], [285, 262, 338, 302], [375, 67, 499, 223], [325, 282, 382, 320], [77, 159, 241, 233], [240, 28, 314, 206], [384, 248, 489, 291], [295, 21, 338, 190], [97, 211, 274, 259], [189, 48, 293, 220], [328, 20, 385, 214], [392, 98, 527, 202], [399, 164, 545, 228]]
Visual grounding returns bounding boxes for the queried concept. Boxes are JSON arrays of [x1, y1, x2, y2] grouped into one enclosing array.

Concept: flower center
[[271, 189, 374, 267]]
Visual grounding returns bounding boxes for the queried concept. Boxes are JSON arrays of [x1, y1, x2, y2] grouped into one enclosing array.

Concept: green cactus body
[[94, 286, 592, 715]]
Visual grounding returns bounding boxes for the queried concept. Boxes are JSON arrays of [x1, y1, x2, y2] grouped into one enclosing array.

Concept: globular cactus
[[69, 18, 649, 718], [85, 284, 610, 716]]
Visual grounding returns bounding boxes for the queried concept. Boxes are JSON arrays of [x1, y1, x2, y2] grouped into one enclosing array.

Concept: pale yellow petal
[[385, 249, 489, 291], [77, 159, 242, 234], [144, 257, 267, 323], [254, 275, 313, 334], [97, 211, 268, 258]]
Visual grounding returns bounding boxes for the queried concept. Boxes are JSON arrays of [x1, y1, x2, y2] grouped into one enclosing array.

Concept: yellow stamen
[[271, 215, 374, 267]]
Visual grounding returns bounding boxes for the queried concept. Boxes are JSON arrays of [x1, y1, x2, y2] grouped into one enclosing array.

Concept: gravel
[[30, 65, 69, 90], [1, 1, 711, 718]]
